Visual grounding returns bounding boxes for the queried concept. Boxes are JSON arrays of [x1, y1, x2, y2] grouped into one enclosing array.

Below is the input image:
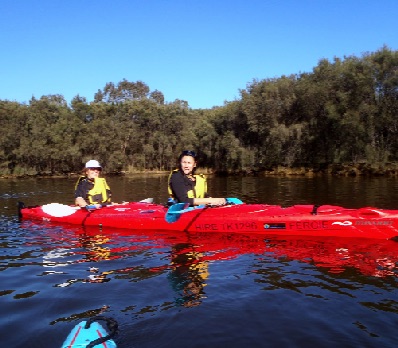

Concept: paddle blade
[[226, 197, 244, 205], [165, 203, 187, 223], [139, 198, 154, 203], [42, 203, 79, 217]]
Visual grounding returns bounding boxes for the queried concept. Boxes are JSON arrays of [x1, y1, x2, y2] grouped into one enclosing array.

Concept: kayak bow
[[61, 316, 118, 348]]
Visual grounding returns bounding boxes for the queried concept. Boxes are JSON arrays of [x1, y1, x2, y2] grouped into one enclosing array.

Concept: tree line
[[1, 46, 397, 176]]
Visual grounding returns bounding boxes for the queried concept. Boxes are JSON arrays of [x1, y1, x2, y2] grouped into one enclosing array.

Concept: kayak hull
[[19, 202, 398, 239]]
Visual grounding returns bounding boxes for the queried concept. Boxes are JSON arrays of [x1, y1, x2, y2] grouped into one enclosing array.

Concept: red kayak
[[18, 200, 398, 239]]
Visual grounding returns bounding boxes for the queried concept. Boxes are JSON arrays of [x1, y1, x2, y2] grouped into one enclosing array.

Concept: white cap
[[85, 160, 102, 168]]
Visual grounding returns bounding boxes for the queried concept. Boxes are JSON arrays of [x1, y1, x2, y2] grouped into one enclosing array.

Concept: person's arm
[[193, 197, 226, 206], [75, 196, 88, 207], [75, 195, 102, 209], [75, 180, 88, 207]]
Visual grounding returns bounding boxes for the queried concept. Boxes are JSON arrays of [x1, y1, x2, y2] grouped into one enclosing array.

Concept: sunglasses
[[88, 167, 101, 171], [181, 150, 196, 158]]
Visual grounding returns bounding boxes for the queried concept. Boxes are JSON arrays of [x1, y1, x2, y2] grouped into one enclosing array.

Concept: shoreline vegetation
[[1, 47, 398, 178], [3, 162, 398, 179]]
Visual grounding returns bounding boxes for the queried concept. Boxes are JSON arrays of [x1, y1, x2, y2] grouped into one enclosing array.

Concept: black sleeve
[[169, 171, 194, 206], [75, 179, 90, 201]]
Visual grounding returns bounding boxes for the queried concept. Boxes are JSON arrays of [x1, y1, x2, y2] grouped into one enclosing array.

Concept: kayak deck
[[62, 316, 118, 348]]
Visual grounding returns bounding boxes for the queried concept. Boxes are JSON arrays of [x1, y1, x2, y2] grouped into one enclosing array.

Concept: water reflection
[[2, 215, 398, 347], [77, 232, 113, 262], [260, 236, 398, 278], [9, 221, 398, 284], [50, 305, 111, 325], [168, 243, 209, 307]]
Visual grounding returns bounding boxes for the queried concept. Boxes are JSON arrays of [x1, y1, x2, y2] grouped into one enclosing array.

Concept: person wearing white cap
[[74, 159, 112, 208]]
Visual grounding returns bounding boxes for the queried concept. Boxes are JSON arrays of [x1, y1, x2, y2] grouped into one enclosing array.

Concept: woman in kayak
[[75, 159, 112, 208], [168, 150, 226, 206]]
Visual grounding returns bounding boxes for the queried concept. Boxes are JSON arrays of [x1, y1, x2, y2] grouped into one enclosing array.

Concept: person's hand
[[208, 198, 226, 206], [85, 204, 102, 210]]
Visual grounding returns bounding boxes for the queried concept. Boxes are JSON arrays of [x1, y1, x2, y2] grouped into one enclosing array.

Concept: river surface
[[1, 175, 398, 347]]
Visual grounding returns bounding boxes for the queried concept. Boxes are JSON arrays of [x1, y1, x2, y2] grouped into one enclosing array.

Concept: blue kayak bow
[[61, 316, 118, 348], [165, 197, 243, 223]]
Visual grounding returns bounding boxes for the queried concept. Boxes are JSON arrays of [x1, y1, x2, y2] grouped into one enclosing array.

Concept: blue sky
[[1, 0, 397, 109]]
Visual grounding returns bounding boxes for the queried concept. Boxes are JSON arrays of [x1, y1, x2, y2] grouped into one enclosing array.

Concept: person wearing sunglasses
[[168, 150, 226, 206], [74, 159, 112, 209]]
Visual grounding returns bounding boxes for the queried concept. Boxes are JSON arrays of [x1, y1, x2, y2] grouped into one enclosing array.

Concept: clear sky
[[1, 0, 397, 109]]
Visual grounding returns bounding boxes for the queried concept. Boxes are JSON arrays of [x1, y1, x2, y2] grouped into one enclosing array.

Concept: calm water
[[1, 175, 398, 348]]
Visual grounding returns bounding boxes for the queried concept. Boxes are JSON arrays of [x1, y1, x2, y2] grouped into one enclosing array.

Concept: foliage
[[0, 47, 397, 175]]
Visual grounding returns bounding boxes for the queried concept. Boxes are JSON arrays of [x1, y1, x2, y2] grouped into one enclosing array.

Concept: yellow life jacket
[[168, 169, 207, 199], [75, 177, 111, 204]]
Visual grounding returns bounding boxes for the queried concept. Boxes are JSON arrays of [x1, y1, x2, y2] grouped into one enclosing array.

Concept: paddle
[[165, 197, 243, 223], [29, 198, 155, 218], [225, 197, 244, 205], [42, 203, 80, 217], [165, 203, 197, 223]]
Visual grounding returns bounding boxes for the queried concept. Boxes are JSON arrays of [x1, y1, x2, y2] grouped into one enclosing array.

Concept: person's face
[[86, 167, 101, 179], [180, 156, 196, 175]]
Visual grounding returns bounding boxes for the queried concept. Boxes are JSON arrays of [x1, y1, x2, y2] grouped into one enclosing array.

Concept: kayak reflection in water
[[75, 159, 112, 209], [168, 243, 209, 307], [168, 150, 226, 207]]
